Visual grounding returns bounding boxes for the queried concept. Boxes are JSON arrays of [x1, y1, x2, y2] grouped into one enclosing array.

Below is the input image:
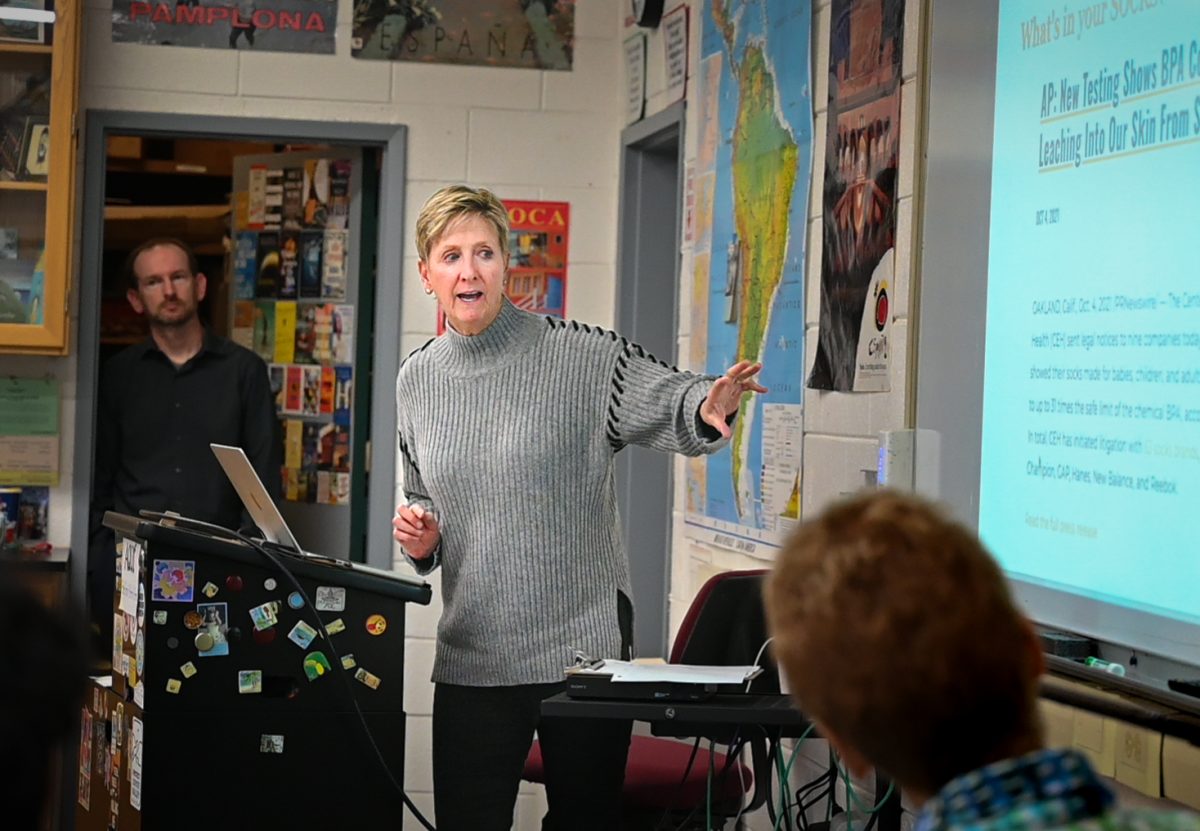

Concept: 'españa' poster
[[112, 0, 337, 53], [436, 199, 569, 334], [352, 0, 574, 70], [807, 0, 904, 392]]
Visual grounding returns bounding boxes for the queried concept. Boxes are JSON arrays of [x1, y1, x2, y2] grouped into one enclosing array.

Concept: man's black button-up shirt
[[93, 331, 280, 532]]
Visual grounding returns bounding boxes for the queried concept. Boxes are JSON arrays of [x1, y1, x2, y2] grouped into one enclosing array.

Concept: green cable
[[844, 764, 853, 831], [834, 754, 896, 814], [773, 723, 817, 831], [707, 738, 714, 831], [774, 743, 792, 829]]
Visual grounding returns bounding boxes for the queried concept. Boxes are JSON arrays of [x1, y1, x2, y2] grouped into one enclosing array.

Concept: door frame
[[71, 112, 408, 601], [614, 102, 685, 658]]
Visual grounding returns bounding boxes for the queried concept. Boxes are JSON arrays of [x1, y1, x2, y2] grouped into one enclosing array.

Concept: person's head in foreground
[[0, 578, 88, 829], [764, 489, 1045, 804]]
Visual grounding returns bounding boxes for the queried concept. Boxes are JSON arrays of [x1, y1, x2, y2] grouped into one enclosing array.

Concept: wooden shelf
[[0, 43, 53, 56], [105, 204, 230, 221], [104, 204, 231, 251], [106, 158, 220, 176], [0, 179, 48, 191]]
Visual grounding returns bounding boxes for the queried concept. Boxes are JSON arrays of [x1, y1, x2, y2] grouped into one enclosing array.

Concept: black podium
[[75, 513, 431, 830]]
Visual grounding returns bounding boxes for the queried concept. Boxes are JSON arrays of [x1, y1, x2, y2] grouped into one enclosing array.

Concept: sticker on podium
[[238, 670, 263, 694], [365, 614, 387, 636], [354, 667, 381, 690], [303, 651, 332, 681], [288, 620, 318, 649], [249, 601, 279, 631], [315, 586, 346, 611], [151, 560, 195, 602]]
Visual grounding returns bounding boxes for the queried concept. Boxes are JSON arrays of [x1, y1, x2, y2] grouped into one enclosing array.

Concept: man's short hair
[[124, 237, 200, 291], [414, 184, 510, 263], [764, 490, 1042, 795]]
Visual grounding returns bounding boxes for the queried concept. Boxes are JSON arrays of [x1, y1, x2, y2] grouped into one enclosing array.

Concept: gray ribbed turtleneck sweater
[[395, 299, 729, 685]]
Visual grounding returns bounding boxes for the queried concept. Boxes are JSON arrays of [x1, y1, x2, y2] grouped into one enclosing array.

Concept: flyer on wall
[[806, 0, 905, 392]]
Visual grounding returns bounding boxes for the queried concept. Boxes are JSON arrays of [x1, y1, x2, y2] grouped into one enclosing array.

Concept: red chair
[[524, 569, 778, 828]]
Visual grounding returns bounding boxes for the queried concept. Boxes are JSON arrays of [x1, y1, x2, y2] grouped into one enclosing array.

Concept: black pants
[[432, 681, 632, 831]]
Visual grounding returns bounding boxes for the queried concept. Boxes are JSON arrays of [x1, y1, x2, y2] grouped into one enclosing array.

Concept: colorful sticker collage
[[230, 158, 355, 505]]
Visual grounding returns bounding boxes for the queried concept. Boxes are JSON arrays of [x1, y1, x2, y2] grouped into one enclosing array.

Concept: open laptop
[[209, 443, 426, 589], [211, 443, 302, 551]]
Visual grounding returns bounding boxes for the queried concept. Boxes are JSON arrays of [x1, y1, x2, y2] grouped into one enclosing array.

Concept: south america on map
[[685, 0, 812, 554]]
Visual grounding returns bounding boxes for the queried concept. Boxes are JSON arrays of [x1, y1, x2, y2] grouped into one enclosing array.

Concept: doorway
[[70, 113, 408, 618], [615, 102, 684, 658]]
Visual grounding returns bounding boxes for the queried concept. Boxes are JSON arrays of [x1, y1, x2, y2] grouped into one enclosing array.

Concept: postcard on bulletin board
[[0, 377, 59, 485]]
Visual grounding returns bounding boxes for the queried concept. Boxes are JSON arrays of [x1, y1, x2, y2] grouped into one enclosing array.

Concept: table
[[541, 691, 901, 831]]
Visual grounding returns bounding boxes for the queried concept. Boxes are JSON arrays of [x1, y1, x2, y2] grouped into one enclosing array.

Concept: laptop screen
[[210, 443, 301, 552]]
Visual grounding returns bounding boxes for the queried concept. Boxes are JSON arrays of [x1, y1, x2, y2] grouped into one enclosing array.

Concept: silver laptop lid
[[210, 443, 301, 552]]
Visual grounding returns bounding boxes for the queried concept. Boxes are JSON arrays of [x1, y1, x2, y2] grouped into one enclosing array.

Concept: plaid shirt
[[915, 748, 1200, 831]]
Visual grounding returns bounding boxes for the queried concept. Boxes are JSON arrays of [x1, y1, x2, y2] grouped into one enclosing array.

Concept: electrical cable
[[241, 532, 438, 830], [844, 764, 854, 831], [706, 737, 715, 830], [747, 636, 774, 692], [769, 736, 789, 830], [791, 766, 835, 831], [141, 516, 437, 830], [732, 725, 784, 829], [763, 732, 779, 828], [827, 747, 836, 823], [656, 732, 748, 831], [650, 736, 705, 831], [832, 752, 896, 815], [778, 738, 797, 830], [794, 782, 828, 831], [772, 722, 816, 831]]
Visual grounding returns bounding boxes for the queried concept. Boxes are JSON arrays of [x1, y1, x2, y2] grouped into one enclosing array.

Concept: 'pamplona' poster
[[112, 0, 337, 53]]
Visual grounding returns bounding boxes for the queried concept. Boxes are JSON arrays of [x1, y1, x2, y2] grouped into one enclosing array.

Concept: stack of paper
[[573, 660, 761, 685]]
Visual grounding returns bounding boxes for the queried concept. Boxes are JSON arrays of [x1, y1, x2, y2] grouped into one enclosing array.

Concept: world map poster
[[685, 0, 812, 555]]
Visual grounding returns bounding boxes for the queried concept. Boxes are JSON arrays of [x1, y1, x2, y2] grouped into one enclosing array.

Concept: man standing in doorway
[[90, 238, 280, 651]]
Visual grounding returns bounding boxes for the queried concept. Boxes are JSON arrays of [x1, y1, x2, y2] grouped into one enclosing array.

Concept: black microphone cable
[[136, 513, 436, 830]]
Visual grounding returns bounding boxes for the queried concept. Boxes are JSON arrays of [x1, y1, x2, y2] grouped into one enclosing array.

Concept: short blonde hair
[[414, 184, 510, 263], [764, 490, 1042, 795]]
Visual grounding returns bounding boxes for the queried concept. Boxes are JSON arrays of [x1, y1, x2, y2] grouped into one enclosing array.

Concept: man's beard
[[149, 304, 197, 329]]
